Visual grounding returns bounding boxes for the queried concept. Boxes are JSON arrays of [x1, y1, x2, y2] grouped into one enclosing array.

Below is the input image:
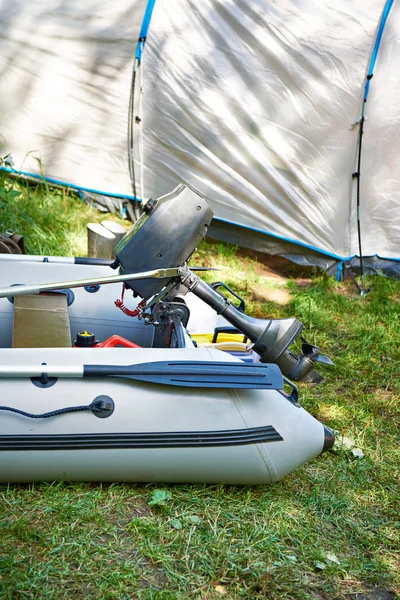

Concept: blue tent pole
[[355, 0, 395, 295], [128, 0, 157, 210]]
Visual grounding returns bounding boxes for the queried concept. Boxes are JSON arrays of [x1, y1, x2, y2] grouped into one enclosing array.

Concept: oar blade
[[85, 361, 284, 389]]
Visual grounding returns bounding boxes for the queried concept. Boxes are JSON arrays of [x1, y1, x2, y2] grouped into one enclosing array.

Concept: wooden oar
[[0, 360, 284, 389]]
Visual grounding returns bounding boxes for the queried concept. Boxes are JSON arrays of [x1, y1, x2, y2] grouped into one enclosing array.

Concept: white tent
[[0, 0, 399, 273]]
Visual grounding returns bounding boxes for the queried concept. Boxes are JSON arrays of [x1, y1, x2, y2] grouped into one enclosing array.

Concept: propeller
[[301, 338, 334, 366]]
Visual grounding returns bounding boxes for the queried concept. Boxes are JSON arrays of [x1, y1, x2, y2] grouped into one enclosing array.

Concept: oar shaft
[[0, 255, 218, 270], [0, 267, 180, 298], [0, 365, 84, 378]]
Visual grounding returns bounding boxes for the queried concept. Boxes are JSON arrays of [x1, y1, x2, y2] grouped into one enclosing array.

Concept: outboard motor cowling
[[114, 185, 214, 300]]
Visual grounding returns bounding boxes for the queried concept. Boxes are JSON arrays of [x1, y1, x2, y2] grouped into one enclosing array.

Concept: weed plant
[[0, 175, 399, 599]]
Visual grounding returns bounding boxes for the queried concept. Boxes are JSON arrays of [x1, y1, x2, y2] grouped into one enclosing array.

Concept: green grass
[[0, 172, 125, 256], [0, 174, 399, 599]]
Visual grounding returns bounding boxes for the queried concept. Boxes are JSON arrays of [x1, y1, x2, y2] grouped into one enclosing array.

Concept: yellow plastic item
[[191, 332, 249, 353], [196, 341, 248, 351], [191, 332, 247, 345]]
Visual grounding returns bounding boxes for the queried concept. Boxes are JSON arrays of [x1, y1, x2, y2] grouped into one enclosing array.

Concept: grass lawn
[[0, 175, 399, 599]]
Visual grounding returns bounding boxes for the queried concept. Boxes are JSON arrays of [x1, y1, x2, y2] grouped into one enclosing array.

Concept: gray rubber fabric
[[0, 260, 155, 349], [0, 347, 325, 484], [0, 257, 327, 484]]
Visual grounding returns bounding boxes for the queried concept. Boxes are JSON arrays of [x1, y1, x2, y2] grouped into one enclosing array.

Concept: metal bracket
[[282, 376, 299, 405]]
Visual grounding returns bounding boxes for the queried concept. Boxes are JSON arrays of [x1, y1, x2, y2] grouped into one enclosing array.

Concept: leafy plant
[[148, 489, 173, 507]]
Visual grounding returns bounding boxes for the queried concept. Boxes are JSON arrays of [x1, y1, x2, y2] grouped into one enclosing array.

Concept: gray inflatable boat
[[0, 185, 334, 484]]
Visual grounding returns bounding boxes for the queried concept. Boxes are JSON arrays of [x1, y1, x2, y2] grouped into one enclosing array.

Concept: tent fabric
[[0, 0, 399, 263], [135, 0, 399, 260], [356, 0, 400, 259], [0, 1, 144, 198]]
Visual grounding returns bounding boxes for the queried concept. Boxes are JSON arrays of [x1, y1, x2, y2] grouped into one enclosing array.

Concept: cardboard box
[[13, 293, 72, 348]]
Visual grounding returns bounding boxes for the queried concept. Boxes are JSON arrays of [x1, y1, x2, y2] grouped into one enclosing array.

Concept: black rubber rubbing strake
[[0, 425, 283, 450]]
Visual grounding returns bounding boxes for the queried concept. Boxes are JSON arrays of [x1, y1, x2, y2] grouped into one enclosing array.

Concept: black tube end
[[322, 426, 335, 453], [143, 197, 157, 214]]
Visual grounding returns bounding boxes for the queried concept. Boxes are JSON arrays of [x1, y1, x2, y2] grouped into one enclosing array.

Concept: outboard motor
[[177, 267, 328, 383], [114, 184, 332, 383], [113, 185, 213, 300]]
